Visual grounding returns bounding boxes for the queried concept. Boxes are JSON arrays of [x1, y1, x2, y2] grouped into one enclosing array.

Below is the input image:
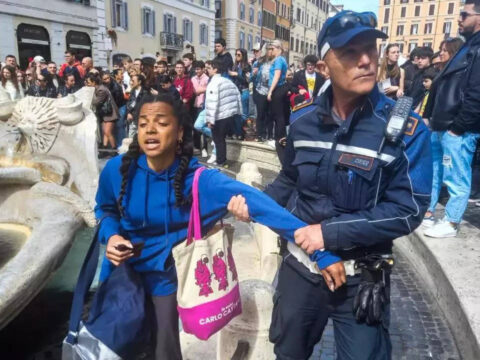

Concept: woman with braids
[[94, 93, 341, 359]]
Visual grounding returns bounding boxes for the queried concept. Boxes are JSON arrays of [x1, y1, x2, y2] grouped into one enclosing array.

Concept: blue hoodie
[[95, 155, 340, 296]]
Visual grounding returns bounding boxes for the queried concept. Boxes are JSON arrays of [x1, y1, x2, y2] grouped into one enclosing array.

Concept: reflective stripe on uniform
[[293, 140, 396, 164]]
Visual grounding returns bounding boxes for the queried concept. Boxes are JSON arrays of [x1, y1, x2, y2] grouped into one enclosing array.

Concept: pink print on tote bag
[[172, 167, 241, 340]]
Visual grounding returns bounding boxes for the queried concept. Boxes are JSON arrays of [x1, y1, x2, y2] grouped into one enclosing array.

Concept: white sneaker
[[424, 219, 458, 238], [476, 201, 480, 207], [267, 140, 276, 149], [201, 149, 208, 158], [421, 215, 435, 228], [207, 154, 216, 164]]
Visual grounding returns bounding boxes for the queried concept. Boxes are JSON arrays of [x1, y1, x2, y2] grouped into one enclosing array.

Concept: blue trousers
[[271, 256, 391, 360], [115, 105, 127, 147], [429, 131, 479, 223]]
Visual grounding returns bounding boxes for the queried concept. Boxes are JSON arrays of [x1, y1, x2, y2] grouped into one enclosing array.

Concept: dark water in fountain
[[0, 224, 29, 269]]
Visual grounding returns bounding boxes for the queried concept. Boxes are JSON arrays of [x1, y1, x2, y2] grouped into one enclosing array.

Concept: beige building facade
[[290, 0, 330, 66], [378, 0, 463, 56], [214, 0, 263, 57], [104, 0, 215, 66], [0, 0, 107, 69]]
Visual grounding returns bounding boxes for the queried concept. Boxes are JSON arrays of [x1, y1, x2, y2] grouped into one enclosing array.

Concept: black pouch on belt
[[352, 255, 394, 325]]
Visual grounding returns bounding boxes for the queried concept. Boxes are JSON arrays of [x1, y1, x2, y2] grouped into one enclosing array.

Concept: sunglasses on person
[[26, 73, 33, 77], [459, 11, 480, 20], [326, 11, 377, 37], [235, 53, 242, 57]]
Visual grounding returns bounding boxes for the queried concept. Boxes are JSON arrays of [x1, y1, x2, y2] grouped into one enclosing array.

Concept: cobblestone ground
[[310, 253, 460, 360]]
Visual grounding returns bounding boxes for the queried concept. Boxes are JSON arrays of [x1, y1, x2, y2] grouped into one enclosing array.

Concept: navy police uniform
[[264, 84, 432, 359]]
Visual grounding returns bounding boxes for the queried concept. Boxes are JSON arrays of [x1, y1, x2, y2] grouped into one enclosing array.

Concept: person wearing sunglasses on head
[[229, 10, 432, 359], [421, 0, 480, 235]]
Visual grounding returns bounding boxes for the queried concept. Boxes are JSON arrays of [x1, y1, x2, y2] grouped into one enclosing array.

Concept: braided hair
[[116, 93, 194, 217]]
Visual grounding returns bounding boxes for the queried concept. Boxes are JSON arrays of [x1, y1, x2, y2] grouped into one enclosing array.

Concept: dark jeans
[[152, 293, 182, 360], [271, 256, 392, 360], [253, 90, 271, 139], [212, 117, 233, 165], [271, 85, 289, 141]]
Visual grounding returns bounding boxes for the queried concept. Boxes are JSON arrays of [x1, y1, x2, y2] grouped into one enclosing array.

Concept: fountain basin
[[0, 185, 84, 329], [0, 223, 31, 269]]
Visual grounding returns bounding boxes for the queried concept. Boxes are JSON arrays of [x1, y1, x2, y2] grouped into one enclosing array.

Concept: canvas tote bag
[[172, 167, 242, 340]]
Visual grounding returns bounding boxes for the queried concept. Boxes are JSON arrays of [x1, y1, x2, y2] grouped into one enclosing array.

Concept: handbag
[[172, 167, 242, 340], [62, 225, 153, 360], [98, 95, 113, 118]]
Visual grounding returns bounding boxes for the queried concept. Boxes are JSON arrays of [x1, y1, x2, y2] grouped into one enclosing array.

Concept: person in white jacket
[[1, 65, 24, 101], [205, 59, 241, 167]]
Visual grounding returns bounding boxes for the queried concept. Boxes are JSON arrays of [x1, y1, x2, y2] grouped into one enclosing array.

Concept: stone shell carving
[[8, 96, 59, 153]]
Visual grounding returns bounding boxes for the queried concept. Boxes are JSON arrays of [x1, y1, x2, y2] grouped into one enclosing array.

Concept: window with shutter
[[123, 2, 128, 30], [142, 8, 146, 34], [152, 10, 155, 35]]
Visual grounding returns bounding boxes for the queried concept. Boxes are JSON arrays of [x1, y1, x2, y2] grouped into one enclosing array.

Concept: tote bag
[[62, 224, 153, 360], [172, 167, 242, 340]]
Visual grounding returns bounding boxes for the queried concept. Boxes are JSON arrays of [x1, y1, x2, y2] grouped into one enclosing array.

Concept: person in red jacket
[[58, 50, 85, 81], [172, 60, 194, 110]]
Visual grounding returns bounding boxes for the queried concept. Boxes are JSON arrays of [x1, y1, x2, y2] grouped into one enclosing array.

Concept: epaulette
[[289, 99, 316, 125], [292, 98, 314, 112], [404, 116, 419, 136]]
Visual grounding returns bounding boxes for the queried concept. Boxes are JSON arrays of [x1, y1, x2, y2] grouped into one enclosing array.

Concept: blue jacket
[[95, 156, 340, 296], [265, 86, 432, 259]]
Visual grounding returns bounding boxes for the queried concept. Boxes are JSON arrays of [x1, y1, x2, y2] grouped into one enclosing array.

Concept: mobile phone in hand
[[115, 244, 133, 252]]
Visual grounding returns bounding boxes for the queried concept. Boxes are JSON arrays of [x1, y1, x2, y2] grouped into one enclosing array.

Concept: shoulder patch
[[404, 116, 419, 136], [292, 98, 314, 112]]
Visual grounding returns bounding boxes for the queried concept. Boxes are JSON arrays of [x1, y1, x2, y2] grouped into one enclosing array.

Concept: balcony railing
[[160, 32, 184, 50]]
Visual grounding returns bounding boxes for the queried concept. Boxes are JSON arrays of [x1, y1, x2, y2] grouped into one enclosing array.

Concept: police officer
[[228, 10, 432, 360]]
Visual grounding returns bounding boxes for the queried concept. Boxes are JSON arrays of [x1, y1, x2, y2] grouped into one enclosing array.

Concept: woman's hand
[[127, 113, 133, 123], [384, 86, 398, 95], [267, 92, 272, 101], [396, 89, 404, 98], [227, 195, 251, 222], [106, 235, 134, 266], [150, 88, 158, 95], [319, 262, 347, 292]]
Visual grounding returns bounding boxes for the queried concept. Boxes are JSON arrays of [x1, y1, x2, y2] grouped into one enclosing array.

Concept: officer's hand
[[294, 224, 325, 254], [320, 262, 347, 292], [227, 195, 251, 222]]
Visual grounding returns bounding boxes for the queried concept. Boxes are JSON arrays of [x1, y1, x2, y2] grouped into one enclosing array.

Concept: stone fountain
[[0, 89, 99, 329]]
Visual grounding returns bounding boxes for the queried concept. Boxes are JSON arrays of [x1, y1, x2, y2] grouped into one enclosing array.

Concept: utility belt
[[284, 245, 394, 326]]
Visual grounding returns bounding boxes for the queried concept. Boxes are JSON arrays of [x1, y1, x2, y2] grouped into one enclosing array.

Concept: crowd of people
[[2, 12, 479, 232]]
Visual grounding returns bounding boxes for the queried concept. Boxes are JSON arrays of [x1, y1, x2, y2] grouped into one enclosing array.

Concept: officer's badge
[[404, 117, 419, 136], [338, 153, 374, 171]]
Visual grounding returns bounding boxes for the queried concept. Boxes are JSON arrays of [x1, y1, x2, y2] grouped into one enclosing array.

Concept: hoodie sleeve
[[199, 170, 341, 269], [94, 160, 122, 245]]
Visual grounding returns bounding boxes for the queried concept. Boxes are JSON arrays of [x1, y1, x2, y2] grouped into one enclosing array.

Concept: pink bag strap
[[187, 167, 206, 244]]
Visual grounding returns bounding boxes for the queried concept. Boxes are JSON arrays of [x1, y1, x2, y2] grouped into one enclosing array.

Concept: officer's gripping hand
[[294, 224, 325, 254], [227, 195, 251, 222]]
